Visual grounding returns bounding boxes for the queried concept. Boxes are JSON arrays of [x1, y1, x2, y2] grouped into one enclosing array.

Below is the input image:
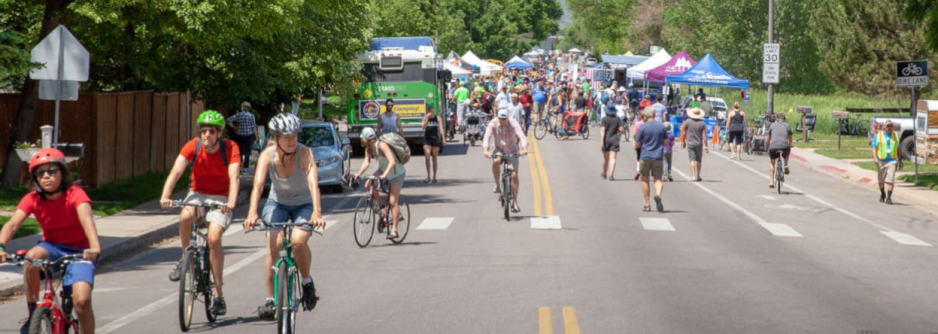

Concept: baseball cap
[[361, 127, 376, 140], [497, 109, 509, 119]]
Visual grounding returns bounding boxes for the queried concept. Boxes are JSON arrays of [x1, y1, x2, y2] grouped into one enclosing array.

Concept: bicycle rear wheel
[[27, 306, 52, 334], [202, 251, 217, 323], [353, 197, 376, 248], [389, 196, 411, 244], [501, 173, 511, 220], [776, 161, 783, 194], [275, 261, 293, 334], [178, 251, 197, 332], [534, 120, 548, 140], [581, 124, 590, 139]]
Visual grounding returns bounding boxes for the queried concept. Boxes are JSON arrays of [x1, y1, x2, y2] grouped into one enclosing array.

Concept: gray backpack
[[378, 133, 410, 165]]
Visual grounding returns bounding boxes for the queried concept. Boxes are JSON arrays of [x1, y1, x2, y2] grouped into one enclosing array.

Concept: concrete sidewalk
[[0, 175, 255, 297], [790, 147, 938, 215]]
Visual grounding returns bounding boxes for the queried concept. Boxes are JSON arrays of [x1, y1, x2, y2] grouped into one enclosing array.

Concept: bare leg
[[641, 177, 651, 206], [655, 178, 664, 196], [431, 147, 440, 180], [769, 159, 776, 185], [511, 170, 520, 207], [264, 231, 283, 298], [608, 151, 618, 177], [423, 145, 432, 180], [602, 152, 609, 175], [492, 159, 502, 186], [71, 282, 95, 334], [292, 229, 313, 279], [207, 223, 226, 297], [690, 162, 698, 180], [389, 183, 403, 234], [23, 246, 49, 303], [178, 208, 194, 256]]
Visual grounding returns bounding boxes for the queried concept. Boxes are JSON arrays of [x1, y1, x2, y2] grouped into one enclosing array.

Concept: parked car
[[585, 57, 598, 66], [677, 95, 727, 119], [261, 121, 351, 193]]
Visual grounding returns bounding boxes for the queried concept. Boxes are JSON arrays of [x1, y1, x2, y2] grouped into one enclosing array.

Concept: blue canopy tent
[[504, 56, 533, 69], [664, 54, 749, 90]]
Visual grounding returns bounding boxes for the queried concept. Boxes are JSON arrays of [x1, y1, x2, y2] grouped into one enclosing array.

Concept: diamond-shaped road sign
[[29, 25, 89, 82]]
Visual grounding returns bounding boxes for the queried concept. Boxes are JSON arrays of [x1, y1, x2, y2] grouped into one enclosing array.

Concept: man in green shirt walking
[[455, 82, 470, 130]]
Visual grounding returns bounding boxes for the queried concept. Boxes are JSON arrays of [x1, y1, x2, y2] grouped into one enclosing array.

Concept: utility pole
[[767, 0, 774, 115]]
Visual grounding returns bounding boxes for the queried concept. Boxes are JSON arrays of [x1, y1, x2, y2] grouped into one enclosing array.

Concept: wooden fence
[[0, 91, 204, 187]]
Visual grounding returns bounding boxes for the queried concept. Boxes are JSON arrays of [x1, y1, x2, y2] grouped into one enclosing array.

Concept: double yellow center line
[[527, 133, 554, 216], [539, 307, 581, 334]]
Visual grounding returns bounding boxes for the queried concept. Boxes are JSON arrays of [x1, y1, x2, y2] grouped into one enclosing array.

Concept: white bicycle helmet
[[269, 113, 301, 135]]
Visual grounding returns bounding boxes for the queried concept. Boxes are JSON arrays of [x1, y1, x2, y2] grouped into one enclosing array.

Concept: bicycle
[[717, 124, 728, 151], [3, 251, 88, 334], [774, 156, 785, 194], [533, 112, 558, 140], [245, 220, 323, 334], [830, 113, 867, 136], [171, 200, 220, 332], [494, 153, 521, 221], [352, 176, 411, 248]]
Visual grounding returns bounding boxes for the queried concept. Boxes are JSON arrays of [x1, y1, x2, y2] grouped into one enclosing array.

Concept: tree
[[905, 0, 938, 53]]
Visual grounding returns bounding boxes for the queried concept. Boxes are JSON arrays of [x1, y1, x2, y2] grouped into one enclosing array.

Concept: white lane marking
[[756, 195, 777, 201], [223, 224, 243, 236], [640, 218, 675, 231], [417, 217, 454, 230], [672, 167, 802, 238], [98, 249, 266, 334], [530, 216, 562, 229], [322, 220, 340, 231], [712, 151, 931, 246], [880, 231, 933, 247], [765, 204, 818, 212], [321, 195, 357, 232], [758, 222, 804, 237]]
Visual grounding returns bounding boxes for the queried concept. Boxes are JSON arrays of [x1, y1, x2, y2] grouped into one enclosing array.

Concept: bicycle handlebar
[[170, 200, 222, 209], [244, 221, 324, 236], [1, 253, 91, 268]]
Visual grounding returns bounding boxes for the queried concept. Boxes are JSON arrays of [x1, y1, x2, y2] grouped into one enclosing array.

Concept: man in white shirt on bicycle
[[483, 109, 529, 213]]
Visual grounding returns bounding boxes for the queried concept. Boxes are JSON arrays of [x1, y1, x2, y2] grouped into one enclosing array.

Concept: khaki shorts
[[640, 160, 664, 180], [493, 149, 520, 171], [687, 145, 704, 162], [877, 161, 897, 184], [183, 191, 232, 230]]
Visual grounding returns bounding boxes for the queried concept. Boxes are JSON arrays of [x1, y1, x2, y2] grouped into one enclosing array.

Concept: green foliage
[[899, 173, 938, 190], [904, 0, 938, 53], [811, 0, 938, 96], [564, 0, 631, 54]]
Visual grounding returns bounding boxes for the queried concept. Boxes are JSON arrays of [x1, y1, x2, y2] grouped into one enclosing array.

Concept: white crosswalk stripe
[[758, 222, 803, 238], [640, 217, 675, 231], [880, 231, 932, 247], [417, 217, 455, 230], [530, 216, 562, 229]]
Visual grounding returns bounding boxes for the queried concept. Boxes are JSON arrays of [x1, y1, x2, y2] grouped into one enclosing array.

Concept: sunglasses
[[33, 168, 60, 178], [200, 128, 218, 135]]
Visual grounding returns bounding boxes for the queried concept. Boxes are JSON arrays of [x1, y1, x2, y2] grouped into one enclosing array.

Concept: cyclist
[[483, 109, 529, 213], [244, 113, 325, 320], [0, 148, 100, 334], [160, 110, 241, 316], [353, 127, 407, 239], [766, 113, 793, 188]]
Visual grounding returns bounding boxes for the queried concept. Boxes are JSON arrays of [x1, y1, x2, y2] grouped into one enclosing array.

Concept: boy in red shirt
[[0, 148, 101, 334], [160, 110, 241, 316]]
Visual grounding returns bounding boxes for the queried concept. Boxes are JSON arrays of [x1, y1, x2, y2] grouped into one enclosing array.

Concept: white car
[[679, 96, 727, 119]]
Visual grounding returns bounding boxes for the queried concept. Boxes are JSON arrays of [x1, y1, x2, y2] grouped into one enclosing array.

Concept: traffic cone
[[679, 120, 687, 142], [711, 124, 719, 144]]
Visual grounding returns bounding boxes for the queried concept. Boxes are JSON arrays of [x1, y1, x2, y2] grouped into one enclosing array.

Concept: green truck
[[346, 37, 450, 146]]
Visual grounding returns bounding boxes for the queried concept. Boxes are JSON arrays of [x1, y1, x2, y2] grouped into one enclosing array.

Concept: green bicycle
[[247, 220, 323, 334]]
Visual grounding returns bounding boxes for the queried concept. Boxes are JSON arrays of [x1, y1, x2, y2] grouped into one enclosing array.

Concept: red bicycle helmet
[[28, 148, 67, 173]]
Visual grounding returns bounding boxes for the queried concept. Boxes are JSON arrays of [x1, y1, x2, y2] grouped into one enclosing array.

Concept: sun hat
[[686, 107, 705, 120], [497, 109, 509, 119]]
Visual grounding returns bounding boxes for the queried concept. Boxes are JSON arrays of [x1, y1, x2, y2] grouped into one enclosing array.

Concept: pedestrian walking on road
[[872, 120, 901, 204], [227, 101, 258, 172], [663, 122, 675, 182], [632, 113, 646, 180], [422, 106, 445, 183], [682, 108, 709, 181], [600, 103, 623, 180], [726, 102, 746, 160], [635, 107, 668, 212]]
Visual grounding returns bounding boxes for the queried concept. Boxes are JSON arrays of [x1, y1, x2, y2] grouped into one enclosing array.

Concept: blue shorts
[[37, 242, 96, 288], [262, 200, 314, 232]]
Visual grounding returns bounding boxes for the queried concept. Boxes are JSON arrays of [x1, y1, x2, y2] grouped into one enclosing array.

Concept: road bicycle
[[3, 252, 89, 334], [246, 220, 323, 334], [171, 200, 220, 332], [352, 176, 411, 248], [494, 153, 521, 221], [774, 156, 785, 194], [533, 112, 558, 140]]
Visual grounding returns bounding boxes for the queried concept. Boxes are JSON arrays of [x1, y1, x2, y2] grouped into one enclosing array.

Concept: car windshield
[[299, 127, 335, 148], [712, 100, 727, 109]]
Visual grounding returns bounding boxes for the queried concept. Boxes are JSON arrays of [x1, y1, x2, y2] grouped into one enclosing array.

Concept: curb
[[0, 183, 254, 299]]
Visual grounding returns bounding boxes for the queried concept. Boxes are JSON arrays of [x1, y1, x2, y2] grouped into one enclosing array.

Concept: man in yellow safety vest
[[872, 120, 902, 204]]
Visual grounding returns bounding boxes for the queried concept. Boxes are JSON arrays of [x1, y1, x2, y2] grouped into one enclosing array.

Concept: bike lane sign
[[897, 60, 928, 87]]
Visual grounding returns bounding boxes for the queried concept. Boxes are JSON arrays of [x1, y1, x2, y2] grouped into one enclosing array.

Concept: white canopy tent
[[445, 50, 460, 63], [461, 51, 502, 71], [568, 48, 582, 53], [442, 61, 471, 76], [626, 49, 670, 81]]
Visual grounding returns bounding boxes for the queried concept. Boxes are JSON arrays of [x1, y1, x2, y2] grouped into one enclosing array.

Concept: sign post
[[29, 25, 90, 144], [896, 60, 929, 182]]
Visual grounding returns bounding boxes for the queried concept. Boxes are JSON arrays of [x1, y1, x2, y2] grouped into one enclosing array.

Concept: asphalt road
[[1, 128, 937, 334]]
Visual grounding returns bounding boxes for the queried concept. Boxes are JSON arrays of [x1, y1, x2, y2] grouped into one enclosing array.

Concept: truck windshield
[[363, 63, 435, 84]]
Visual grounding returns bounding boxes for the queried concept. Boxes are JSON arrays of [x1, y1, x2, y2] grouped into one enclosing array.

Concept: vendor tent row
[[614, 49, 749, 90]]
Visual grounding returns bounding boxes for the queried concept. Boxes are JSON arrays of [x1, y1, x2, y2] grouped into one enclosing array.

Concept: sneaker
[[667, 175, 674, 182], [19, 318, 29, 334], [302, 282, 320, 311], [784, 166, 790, 175], [493, 186, 500, 194], [879, 195, 885, 203], [257, 300, 276, 321], [769, 184, 775, 189], [609, 176, 615, 181], [211, 297, 227, 316], [168, 260, 183, 282], [886, 198, 893, 205], [600, 173, 606, 180], [654, 196, 664, 213]]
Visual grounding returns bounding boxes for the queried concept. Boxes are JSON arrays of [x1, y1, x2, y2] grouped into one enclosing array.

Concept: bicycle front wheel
[[178, 251, 197, 332], [534, 120, 547, 140], [776, 163, 783, 194], [502, 173, 511, 220], [276, 261, 293, 334], [353, 197, 376, 248], [581, 124, 590, 139], [389, 196, 411, 244], [27, 306, 53, 334], [202, 251, 217, 323]]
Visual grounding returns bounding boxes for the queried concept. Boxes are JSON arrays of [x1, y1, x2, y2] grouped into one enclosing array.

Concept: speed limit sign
[[762, 43, 780, 84]]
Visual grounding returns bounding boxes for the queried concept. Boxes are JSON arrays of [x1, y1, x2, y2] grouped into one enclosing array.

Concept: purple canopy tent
[[644, 50, 696, 83]]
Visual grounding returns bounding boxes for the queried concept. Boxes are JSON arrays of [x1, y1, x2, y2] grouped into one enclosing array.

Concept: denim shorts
[[262, 200, 314, 231], [37, 242, 96, 287]]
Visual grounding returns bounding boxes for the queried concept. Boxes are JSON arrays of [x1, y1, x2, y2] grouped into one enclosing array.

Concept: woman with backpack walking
[[353, 127, 407, 239]]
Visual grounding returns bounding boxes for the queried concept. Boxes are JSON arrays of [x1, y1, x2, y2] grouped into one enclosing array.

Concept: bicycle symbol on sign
[[902, 63, 924, 76]]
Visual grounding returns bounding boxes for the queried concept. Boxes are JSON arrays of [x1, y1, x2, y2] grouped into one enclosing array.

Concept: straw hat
[[687, 107, 705, 120]]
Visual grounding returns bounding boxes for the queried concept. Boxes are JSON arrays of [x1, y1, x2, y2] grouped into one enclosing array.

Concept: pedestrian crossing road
[[1, 131, 937, 333]]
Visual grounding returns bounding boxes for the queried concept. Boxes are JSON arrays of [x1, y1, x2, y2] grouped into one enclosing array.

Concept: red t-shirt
[[17, 186, 92, 249], [519, 94, 533, 110], [180, 138, 241, 196], [640, 100, 652, 109]]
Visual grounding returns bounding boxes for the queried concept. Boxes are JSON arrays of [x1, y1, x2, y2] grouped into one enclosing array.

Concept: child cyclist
[[0, 148, 101, 334]]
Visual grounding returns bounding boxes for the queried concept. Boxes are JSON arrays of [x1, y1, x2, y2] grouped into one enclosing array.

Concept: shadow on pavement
[[192, 316, 268, 331], [368, 241, 438, 248], [402, 177, 488, 189]]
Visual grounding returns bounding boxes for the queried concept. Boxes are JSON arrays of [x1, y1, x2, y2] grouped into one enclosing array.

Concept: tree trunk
[[0, 0, 73, 188]]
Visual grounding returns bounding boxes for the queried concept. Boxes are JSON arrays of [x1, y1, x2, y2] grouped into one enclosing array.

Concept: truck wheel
[[900, 135, 915, 161]]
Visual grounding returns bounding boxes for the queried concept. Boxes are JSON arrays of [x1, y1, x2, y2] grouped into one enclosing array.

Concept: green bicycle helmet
[[197, 110, 225, 129]]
